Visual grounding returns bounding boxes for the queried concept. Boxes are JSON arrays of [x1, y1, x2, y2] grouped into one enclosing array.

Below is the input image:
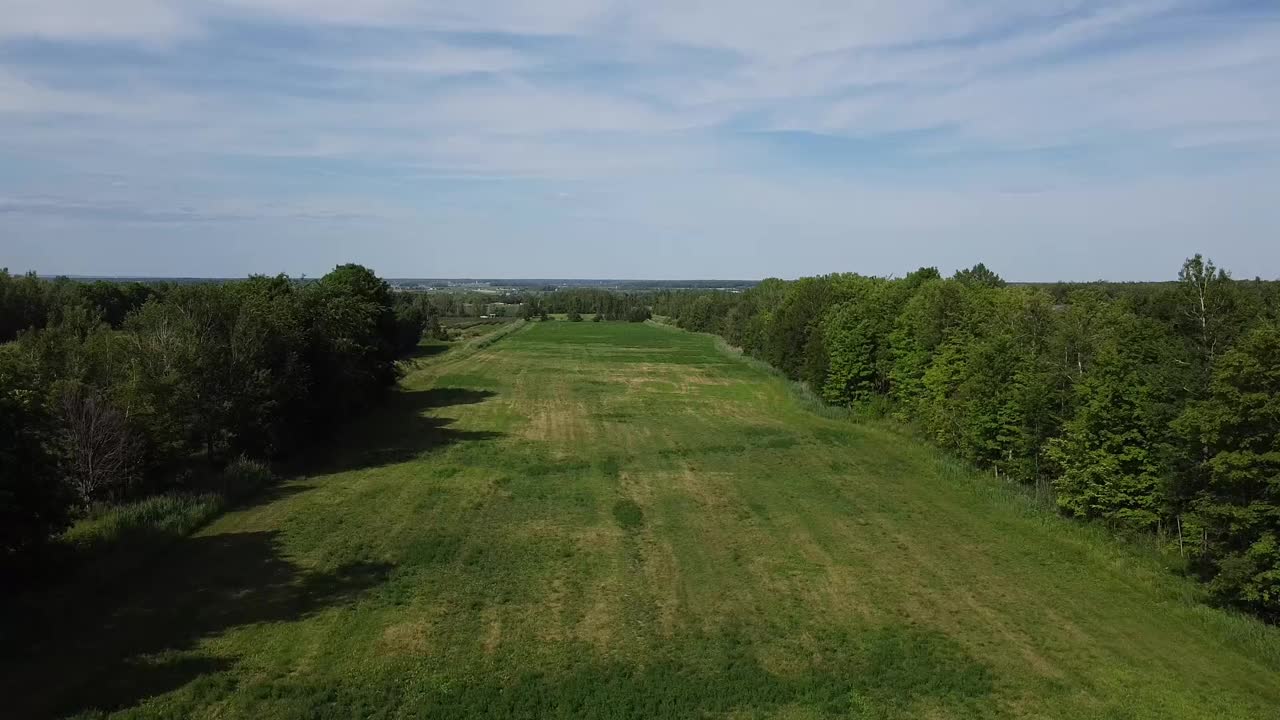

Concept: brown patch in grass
[[577, 578, 620, 652], [954, 588, 1064, 679], [380, 617, 434, 657], [523, 402, 593, 450], [601, 363, 732, 394], [859, 516, 1065, 680], [482, 610, 502, 656], [690, 397, 787, 426], [536, 572, 569, 644], [673, 465, 735, 512], [618, 470, 655, 507], [640, 534, 682, 637], [758, 513, 879, 624], [575, 524, 624, 550], [518, 377, 595, 455], [754, 633, 821, 677]]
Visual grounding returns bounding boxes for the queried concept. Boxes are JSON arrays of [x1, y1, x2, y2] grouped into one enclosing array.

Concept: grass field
[[7, 321, 1279, 719]]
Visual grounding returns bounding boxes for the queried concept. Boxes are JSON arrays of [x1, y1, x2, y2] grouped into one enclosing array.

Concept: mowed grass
[[7, 321, 1279, 719]]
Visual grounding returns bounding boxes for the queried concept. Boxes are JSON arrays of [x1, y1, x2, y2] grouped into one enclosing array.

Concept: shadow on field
[[2, 531, 393, 719], [275, 386, 503, 478], [213, 624, 995, 719], [415, 626, 994, 719], [325, 387, 503, 472], [403, 343, 450, 360], [1, 385, 502, 718]]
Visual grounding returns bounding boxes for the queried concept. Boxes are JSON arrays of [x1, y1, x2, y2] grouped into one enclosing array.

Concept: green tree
[[0, 348, 71, 575], [224, 276, 312, 457], [1048, 313, 1179, 530], [1176, 254, 1239, 380], [1175, 322, 1280, 615], [762, 276, 854, 380], [820, 302, 877, 405], [318, 264, 399, 365], [952, 263, 1006, 288], [392, 293, 443, 352], [888, 279, 970, 415], [625, 306, 652, 323]]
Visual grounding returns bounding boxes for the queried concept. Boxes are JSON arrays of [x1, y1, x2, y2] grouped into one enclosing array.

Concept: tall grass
[[58, 456, 274, 573], [472, 318, 527, 349], [63, 493, 225, 554], [705, 333, 856, 420], [702, 322, 1280, 667]]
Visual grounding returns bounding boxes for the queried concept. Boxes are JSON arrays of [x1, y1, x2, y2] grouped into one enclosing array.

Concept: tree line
[[1, 265, 437, 579], [655, 258, 1280, 618], [514, 289, 653, 322]]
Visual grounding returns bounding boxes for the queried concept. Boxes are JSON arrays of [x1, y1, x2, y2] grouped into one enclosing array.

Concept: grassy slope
[[7, 321, 1278, 719]]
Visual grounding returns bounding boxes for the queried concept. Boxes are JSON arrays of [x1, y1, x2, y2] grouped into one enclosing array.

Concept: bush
[[567, 310, 583, 322], [48, 457, 271, 581], [626, 306, 652, 323], [61, 492, 224, 556], [592, 313, 603, 322], [218, 455, 273, 500]]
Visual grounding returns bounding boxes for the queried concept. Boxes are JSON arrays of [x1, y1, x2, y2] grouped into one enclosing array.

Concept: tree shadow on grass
[[231, 624, 996, 719], [1, 531, 394, 719], [2, 385, 503, 719], [425, 626, 994, 719], [402, 343, 451, 360], [310, 386, 503, 473]]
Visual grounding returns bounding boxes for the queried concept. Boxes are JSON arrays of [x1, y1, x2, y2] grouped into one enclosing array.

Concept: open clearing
[[8, 321, 1279, 719]]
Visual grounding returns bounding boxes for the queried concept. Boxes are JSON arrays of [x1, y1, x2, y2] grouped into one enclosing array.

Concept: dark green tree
[[952, 263, 1006, 288], [1175, 322, 1280, 615], [0, 348, 71, 575], [1048, 312, 1180, 530]]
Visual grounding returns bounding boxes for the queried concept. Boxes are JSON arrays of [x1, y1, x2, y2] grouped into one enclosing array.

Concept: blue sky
[[1, 1, 1278, 280]]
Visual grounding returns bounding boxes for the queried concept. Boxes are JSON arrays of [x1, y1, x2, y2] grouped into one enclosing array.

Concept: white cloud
[[748, 11, 1280, 148], [4, 1, 1276, 152], [337, 46, 540, 77], [214, 0, 610, 36], [1, 0, 1278, 278], [0, 1, 196, 44]]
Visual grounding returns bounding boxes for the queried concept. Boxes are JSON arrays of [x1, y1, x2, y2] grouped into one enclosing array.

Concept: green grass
[[5, 321, 1279, 719], [62, 493, 226, 557], [53, 457, 273, 569]]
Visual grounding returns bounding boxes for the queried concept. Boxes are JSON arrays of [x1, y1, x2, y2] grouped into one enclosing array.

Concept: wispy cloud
[[0, 0, 1277, 277], [0, 0, 192, 43], [0, 192, 393, 224]]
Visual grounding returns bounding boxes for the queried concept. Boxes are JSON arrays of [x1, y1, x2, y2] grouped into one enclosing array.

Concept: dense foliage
[[0, 265, 430, 578], [656, 257, 1280, 618], [395, 287, 656, 322]]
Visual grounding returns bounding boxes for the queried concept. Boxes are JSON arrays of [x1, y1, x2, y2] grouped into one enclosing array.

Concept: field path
[[7, 321, 1279, 719]]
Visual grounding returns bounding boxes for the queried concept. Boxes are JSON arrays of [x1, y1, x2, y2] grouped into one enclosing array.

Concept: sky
[[1, 1, 1278, 281]]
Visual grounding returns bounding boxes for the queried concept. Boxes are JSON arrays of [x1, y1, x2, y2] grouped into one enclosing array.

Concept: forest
[[4, 259, 1279, 623], [402, 286, 656, 322], [654, 258, 1280, 619], [0, 265, 440, 582]]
